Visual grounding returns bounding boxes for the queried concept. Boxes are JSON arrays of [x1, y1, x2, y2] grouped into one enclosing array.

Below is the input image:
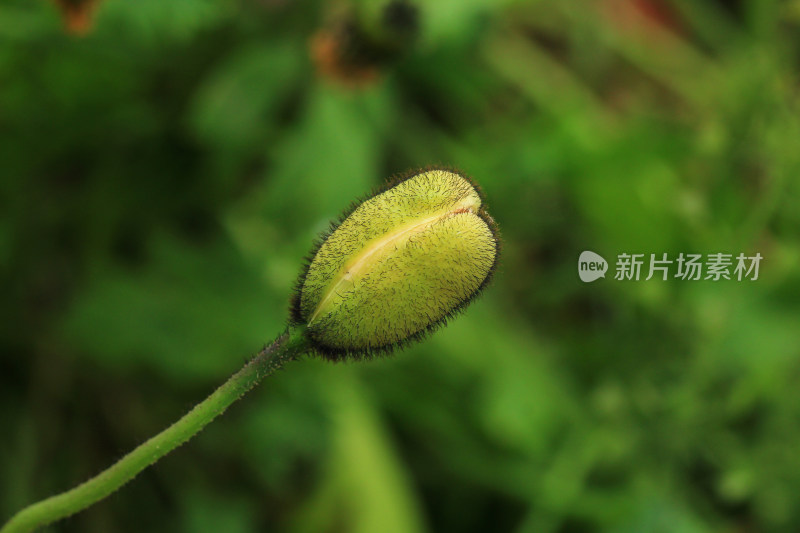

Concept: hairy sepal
[[290, 167, 500, 361]]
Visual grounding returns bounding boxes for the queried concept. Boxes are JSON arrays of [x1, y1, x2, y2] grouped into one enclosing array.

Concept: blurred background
[[2, 0, 800, 532]]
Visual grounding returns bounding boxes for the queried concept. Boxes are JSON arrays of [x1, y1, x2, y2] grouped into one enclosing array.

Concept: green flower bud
[[290, 168, 500, 360]]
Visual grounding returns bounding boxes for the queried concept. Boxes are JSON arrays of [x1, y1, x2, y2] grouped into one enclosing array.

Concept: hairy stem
[[1, 328, 309, 533]]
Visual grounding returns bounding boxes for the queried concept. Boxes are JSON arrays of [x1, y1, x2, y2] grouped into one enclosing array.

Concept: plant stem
[[1, 327, 309, 533]]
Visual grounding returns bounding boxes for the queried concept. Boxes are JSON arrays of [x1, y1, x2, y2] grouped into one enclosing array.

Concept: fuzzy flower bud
[[290, 168, 499, 360]]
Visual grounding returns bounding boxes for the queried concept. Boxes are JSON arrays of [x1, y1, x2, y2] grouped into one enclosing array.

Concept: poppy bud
[[290, 168, 499, 360]]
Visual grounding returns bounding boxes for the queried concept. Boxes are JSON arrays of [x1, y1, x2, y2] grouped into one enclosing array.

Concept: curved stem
[[1, 328, 309, 533]]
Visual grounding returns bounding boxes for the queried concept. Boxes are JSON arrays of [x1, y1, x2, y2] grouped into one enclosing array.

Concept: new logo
[[578, 251, 608, 282]]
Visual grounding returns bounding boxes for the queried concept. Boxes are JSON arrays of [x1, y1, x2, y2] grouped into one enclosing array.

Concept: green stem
[[1, 327, 309, 533]]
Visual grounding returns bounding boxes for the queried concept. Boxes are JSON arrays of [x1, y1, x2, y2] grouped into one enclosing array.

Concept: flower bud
[[290, 168, 499, 360]]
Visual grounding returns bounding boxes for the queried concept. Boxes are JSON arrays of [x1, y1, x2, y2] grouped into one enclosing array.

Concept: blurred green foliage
[[2, 0, 800, 532]]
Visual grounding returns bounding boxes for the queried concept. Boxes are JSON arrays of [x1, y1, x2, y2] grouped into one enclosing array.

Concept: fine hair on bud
[[290, 167, 500, 361]]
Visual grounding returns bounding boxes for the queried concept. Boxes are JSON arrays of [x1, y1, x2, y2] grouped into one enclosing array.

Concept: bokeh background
[[2, 0, 800, 532]]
